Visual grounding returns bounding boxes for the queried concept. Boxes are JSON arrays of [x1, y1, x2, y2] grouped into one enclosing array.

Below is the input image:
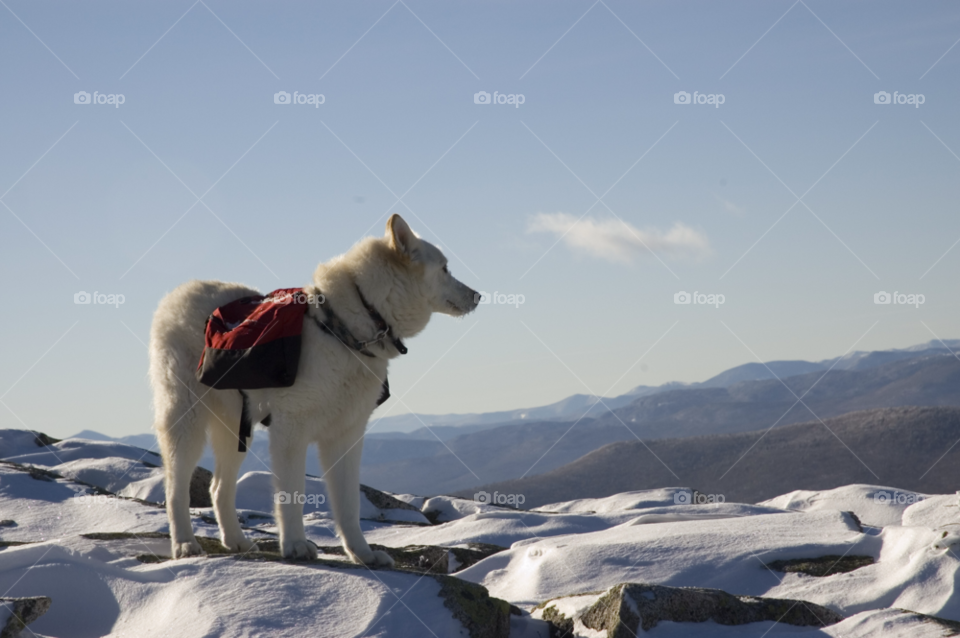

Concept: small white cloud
[[528, 212, 710, 264], [715, 195, 745, 216]]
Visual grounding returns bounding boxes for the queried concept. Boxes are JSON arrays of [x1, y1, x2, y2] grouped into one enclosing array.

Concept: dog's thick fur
[[149, 215, 477, 563]]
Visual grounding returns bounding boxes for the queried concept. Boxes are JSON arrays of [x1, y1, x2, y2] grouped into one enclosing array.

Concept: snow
[[422, 494, 513, 522], [2, 428, 960, 637], [759, 484, 929, 528], [51, 457, 158, 494], [232, 471, 431, 525], [0, 541, 467, 638], [3, 437, 162, 468], [0, 464, 172, 543], [533, 488, 688, 513], [456, 510, 867, 606], [902, 493, 960, 528]]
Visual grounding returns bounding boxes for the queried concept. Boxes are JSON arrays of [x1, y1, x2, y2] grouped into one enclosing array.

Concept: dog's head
[[383, 215, 479, 322]]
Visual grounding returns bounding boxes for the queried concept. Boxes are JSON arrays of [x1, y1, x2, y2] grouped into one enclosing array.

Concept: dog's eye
[[442, 265, 449, 274]]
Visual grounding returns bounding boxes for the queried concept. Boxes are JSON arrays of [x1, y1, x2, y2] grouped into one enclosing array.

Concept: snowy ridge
[[1, 429, 959, 637]]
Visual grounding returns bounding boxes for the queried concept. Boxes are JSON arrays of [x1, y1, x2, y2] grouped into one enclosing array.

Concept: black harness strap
[[308, 306, 375, 358], [355, 285, 408, 355], [238, 390, 253, 453], [236, 285, 405, 453]]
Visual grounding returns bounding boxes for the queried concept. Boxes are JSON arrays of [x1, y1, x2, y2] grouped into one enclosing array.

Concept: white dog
[[149, 215, 477, 564]]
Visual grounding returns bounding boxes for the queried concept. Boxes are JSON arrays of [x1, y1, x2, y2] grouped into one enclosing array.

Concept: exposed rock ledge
[[535, 582, 844, 638], [0, 597, 52, 638]]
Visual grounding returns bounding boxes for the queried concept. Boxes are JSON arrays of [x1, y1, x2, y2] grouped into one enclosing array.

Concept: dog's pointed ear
[[387, 214, 419, 259]]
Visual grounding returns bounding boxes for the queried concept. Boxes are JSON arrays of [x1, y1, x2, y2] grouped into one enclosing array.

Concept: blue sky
[[1, 1, 958, 438]]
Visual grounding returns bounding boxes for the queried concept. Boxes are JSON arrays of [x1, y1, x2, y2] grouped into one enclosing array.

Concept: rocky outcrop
[[0, 597, 51, 638], [359, 484, 421, 513], [190, 466, 213, 508], [537, 583, 844, 638], [435, 575, 512, 638], [314, 542, 506, 574], [765, 554, 874, 577], [83, 531, 510, 637]]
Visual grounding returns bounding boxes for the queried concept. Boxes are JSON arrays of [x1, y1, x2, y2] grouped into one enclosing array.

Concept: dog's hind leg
[[320, 427, 394, 567], [156, 405, 206, 558], [208, 401, 258, 553]]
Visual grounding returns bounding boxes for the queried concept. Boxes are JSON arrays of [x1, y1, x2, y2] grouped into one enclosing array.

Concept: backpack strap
[[238, 390, 252, 452]]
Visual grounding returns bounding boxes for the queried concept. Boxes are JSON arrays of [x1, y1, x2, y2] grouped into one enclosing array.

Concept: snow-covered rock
[[534, 582, 844, 636], [3, 428, 960, 637], [760, 484, 928, 528], [0, 540, 510, 637], [902, 493, 960, 529], [457, 509, 866, 606], [50, 456, 158, 494], [231, 471, 430, 525], [0, 596, 51, 637], [422, 494, 510, 523], [3, 436, 162, 469], [533, 488, 689, 513]]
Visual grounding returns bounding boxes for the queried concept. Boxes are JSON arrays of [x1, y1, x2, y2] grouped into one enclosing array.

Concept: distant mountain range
[[359, 352, 960, 495], [458, 406, 960, 507], [68, 339, 960, 495], [369, 339, 960, 438]]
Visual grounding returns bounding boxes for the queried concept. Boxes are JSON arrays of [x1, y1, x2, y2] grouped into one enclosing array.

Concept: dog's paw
[[222, 536, 259, 553], [282, 539, 318, 561], [172, 539, 204, 559], [367, 549, 395, 568], [349, 547, 395, 568]]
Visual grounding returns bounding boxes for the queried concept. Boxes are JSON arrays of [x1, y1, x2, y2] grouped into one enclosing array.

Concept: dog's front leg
[[269, 421, 317, 560], [320, 429, 395, 567]]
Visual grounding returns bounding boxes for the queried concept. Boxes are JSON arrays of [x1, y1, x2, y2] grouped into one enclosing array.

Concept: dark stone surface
[[765, 554, 874, 577], [190, 466, 213, 508], [539, 583, 844, 638], [0, 596, 52, 638]]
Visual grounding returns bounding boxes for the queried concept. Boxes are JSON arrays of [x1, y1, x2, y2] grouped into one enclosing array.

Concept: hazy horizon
[[2, 1, 958, 438]]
